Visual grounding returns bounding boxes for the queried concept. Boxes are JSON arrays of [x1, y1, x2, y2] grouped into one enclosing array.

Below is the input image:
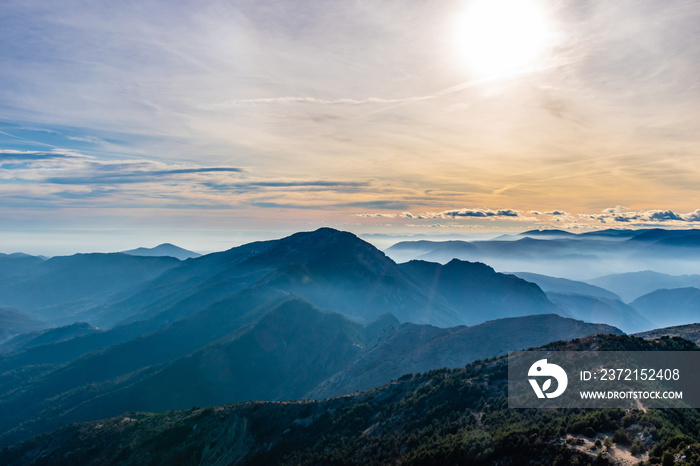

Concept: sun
[[455, 0, 553, 79]]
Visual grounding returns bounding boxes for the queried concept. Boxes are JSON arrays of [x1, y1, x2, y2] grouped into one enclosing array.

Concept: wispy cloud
[[1, 150, 244, 184], [66, 135, 110, 144], [0, 149, 85, 161], [46, 167, 245, 185], [204, 180, 370, 193], [0, 148, 392, 214], [200, 96, 434, 109], [339, 200, 410, 210], [355, 213, 397, 218]]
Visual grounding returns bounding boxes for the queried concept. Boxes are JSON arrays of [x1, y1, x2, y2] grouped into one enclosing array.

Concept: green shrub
[[630, 437, 646, 455], [613, 428, 631, 445]]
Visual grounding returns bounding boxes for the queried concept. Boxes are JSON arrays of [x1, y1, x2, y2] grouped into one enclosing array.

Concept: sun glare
[[456, 0, 553, 79]]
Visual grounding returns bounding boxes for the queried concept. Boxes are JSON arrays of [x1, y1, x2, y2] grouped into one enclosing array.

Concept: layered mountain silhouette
[[587, 270, 700, 302], [34, 228, 563, 329], [631, 287, 700, 329], [398, 259, 560, 324], [0, 227, 696, 450], [0, 253, 181, 324], [0, 253, 45, 282], [0, 308, 45, 344], [386, 228, 700, 278], [307, 313, 621, 398], [511, 272, 652, 332], [628, 228, 700, 243], [0, 322, 98, 354], [545, 292, 652, 333], [0, 301, 619, 447], [512, 271, 621, 300]]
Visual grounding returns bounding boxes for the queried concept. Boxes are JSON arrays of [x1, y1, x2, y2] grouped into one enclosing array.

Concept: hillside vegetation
[[2, 334, 698, 465]]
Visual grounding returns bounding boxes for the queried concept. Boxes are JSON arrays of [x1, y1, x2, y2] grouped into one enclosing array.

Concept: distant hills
[[385, 228, 700, 279], [512, 271, 621, 300], [587, 270, 700, 302], [545, 292, 652, 333], [0, 243, 198, 326], [628, 228, 700, 243], [385, 229, 700, 331], [120, 243, 201, 260], [0, 253, 45, 282], [515, 228, 578, 238], [0, 308, 45, 344], [631, 287, 700, 329], [510, 271, 655, 333], [0, 322, 98, 354]]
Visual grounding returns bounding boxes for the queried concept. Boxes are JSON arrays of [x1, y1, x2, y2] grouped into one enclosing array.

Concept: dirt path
[[563, 434, 647, 465]]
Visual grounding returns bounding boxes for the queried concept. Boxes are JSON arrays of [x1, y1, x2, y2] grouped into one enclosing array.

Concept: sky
[[1, 0, 700, 255]]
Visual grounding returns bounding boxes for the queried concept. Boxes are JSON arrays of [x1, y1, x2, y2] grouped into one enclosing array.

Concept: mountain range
[[0, 298, 618, 446], [0, 228, 565, 330], [0, 228, 627, 446], [587, 270, 700, 302], [0, 227, 698, 456], [0, 253, 181, 325], [386, 228, 700, 278], [2, 334, 697, 466]]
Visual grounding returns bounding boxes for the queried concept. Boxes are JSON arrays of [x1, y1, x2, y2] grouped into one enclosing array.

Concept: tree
[[603, 437, 613, 450]]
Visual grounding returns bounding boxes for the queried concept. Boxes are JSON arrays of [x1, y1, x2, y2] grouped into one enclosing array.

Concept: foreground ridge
[[2, 334, 699, 465]]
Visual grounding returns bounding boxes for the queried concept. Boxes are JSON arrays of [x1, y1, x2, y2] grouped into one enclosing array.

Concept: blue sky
[[2, 0, 700, 254]]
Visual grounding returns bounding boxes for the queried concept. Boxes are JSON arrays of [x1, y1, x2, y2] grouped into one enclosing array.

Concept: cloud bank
[[582, 206, 700, 224]]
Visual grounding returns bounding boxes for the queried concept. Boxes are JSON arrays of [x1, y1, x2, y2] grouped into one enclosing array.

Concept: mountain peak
[[242, 227, 395, 275], [286, 227, 359, 243], [445, 257, 494, 271], [520, 229, 576, 237], [121, 243, 201, 260]]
